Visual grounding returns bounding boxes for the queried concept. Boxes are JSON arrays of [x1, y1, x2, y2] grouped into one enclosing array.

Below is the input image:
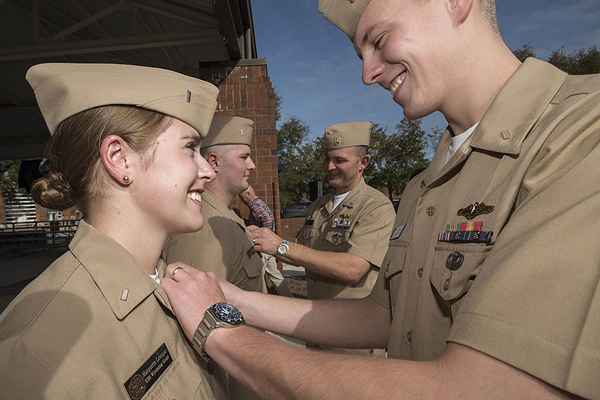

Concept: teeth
[[188, 191, 202, 203], [390, 72, 407, 94]]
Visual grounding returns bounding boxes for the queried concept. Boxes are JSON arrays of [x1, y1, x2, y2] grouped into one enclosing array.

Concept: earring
[[123, 175, 130, 185]]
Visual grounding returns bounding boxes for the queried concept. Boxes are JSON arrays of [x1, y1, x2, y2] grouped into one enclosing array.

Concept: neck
[[206, 180, 235, 208], [442, 32, 521, 135], [87, 197, 166, 275]]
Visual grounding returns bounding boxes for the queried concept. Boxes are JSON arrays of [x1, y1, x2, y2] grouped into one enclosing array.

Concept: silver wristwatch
[[276, 239, 290, 257], [192, 303, 245, 363]]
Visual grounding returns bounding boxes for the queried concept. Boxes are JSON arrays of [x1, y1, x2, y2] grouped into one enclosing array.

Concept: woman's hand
[[161, 263, 226, 341]]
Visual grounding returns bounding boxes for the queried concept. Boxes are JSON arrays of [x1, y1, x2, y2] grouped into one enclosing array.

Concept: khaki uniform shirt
[[369, 58, 600, 399], [299, 178, 395, 299], [0, 221, 219, 400], [165, 190, 263, 292]]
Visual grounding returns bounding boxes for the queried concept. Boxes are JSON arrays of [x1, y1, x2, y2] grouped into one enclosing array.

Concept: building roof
[[0, 0, 257, 160]]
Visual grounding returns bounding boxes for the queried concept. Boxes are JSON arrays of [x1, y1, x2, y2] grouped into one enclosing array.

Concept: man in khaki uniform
[[0, 63, 221, 399], [164, 114, 263, 400], [251, 121, 394, 303], [165, 115, 263, 293], [160, 0, 600, 399]]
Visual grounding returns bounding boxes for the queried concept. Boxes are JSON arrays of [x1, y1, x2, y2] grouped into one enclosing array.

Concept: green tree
[[277, 118, 323, 208], [512, 45, 600, 74], [548, 47, 600, 74], [365, 119, 431, 199]]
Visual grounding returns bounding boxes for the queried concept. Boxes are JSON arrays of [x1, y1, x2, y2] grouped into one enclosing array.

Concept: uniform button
[[501, 129, 513, 140], [406, 330, 413, 344], [446, 251, 464, 271], [443, 278, 451, 291], [426, 206, 436, 217], [417, 267, 424, 278]]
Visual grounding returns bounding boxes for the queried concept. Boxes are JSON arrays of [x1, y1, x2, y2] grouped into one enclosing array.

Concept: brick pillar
[[207, 59, 280, 229]]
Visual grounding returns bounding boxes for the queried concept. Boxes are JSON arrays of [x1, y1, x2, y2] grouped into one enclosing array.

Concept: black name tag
[[124, 343, 173, 400]]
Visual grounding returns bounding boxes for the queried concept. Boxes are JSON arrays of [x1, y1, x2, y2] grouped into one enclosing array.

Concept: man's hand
[[239, 185, 258, 205], [247, 225, 283, 256], [161, 263, 226, 341]]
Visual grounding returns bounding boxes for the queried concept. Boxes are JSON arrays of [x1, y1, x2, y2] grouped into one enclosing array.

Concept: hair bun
[[31, 171, 75, 210]]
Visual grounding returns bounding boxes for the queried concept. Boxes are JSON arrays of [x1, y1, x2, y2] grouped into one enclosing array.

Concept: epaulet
[[551, 73, 600, 104]]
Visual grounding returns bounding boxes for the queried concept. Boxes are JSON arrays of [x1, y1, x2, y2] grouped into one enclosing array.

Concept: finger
[[166, 263, 188, 282]]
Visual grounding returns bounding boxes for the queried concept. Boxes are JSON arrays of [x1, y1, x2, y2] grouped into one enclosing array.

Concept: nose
[[326, 159, 336, 172], [362, 55, 384, 85], [197, 154, 216, 183], [247, 156, 256, 171]]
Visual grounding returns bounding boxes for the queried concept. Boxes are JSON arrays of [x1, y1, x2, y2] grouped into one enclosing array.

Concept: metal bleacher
[[0, 190, 79, 256]]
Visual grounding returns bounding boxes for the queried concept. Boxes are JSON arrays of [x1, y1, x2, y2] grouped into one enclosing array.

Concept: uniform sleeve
[[164, 227, 228, 281], [247, 198, 275, 231], [348, 199, 396, 268], [448, 94, 600, 399]]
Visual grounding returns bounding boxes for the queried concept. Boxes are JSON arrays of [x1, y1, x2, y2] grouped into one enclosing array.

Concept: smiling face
[[324, 146, 368, 194], [130, 118, 215, 234], [355, 0, 459, 120]]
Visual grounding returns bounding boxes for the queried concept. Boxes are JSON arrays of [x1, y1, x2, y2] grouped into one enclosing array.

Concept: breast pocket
[[232, 248, 262, 291], [429, 243, 491, 321], [383, 240, 409, 315]]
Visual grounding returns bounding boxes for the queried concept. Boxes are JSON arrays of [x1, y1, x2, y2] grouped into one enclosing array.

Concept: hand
[[247, 225, 283, 256], [239, 185, 258, 205], [161, 263, 226, 341]]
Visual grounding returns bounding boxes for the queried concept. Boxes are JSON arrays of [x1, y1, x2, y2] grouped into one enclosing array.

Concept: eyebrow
[[360, 23, 378, 48], [182, 135, 202, 145]]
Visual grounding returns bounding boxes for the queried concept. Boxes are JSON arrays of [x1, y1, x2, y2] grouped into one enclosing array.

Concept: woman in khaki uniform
[[0, 63, 223, 399]]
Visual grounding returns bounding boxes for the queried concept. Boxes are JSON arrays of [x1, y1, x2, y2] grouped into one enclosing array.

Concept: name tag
[[124, 343, 173, 400]]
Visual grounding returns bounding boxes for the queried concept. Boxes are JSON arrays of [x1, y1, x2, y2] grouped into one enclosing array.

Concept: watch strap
[[192, 308, 218, 364]]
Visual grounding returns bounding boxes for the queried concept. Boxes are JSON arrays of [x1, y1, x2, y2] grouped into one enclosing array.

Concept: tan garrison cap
[[26, 63, 219, 137], [201, 114, 254, 149], [319, 0, 371, 39], [324, 121, 372, 149]]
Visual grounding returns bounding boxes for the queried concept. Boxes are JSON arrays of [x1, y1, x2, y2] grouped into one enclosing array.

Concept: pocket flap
[[384, 240, 409, 279], [430, 243, 490, 301]]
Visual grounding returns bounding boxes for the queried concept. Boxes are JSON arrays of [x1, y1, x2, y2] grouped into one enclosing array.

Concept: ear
[[99, 135, 136, 186], [359, 155, 370, 173], [207, 152, 219, 171], [447, 0, 473, 26]]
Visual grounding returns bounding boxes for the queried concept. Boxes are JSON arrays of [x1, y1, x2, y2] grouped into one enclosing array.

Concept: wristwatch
[[192, 303, 245, 363], [276, 239, 290, 257]]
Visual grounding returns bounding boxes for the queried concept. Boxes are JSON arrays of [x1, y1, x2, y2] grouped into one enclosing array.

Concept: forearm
[[207, 332, 573, 400], [230, 289, 390, 348], [284, 242, 369, 285], [206, 326, 440, 400]]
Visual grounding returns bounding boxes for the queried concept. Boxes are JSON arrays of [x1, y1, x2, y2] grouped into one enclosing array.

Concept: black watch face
[[211, 303, 245, 325]]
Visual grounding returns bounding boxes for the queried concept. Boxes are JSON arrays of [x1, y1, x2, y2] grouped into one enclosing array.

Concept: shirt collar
[[324, 177, 367, 214], [470, 58, 567, 155], [421, 58, 567, 189], [69, 220, 158, 321]]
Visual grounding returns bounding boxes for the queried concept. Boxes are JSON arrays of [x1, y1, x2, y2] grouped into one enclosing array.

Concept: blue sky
[[251, 0, 600, 142]]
